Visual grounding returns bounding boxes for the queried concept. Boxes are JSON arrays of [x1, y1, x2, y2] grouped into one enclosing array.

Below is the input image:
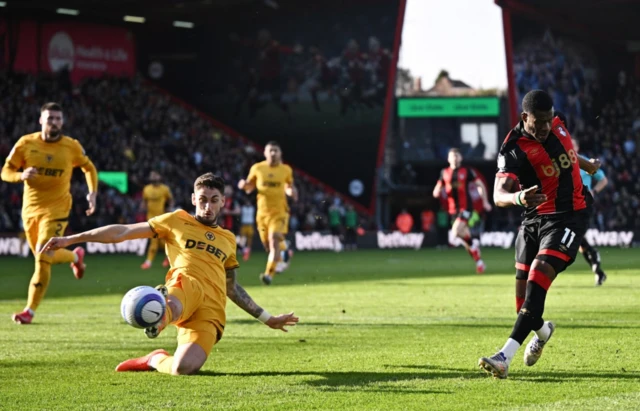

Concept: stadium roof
[[497, 0, 640, 42]]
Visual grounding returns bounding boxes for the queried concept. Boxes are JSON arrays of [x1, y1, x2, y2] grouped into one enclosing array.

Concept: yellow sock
[[266, 261, 277, 276], [153, 354, 174, 374], [52, 249, 75, 264], [146, 238, 159, 262], [279, 241, 287, 252], [27, 259, 52, 311]]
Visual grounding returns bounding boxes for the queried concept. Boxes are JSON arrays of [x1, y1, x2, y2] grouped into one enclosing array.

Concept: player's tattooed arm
[[494, 176, 547, 208], [225, 268, 264, 318]]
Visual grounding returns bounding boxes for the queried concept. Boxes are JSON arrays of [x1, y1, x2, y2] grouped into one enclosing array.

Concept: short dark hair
[[41, 102, 63, 113], [522, 90, 553, 113], [265, 141, 280, 148], [194, 172, 225, 193]]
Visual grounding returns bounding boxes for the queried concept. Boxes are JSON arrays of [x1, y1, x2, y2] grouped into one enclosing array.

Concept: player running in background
[[239, 199, 256, 261], [433, 148, 492, 273], [572, 138, 609, 285], [43, 173, 298, 375], [1, 102, 98, 324], [478, 90, 600, 379], [238, 141, 298, 285], [140, 171, 174, 270]]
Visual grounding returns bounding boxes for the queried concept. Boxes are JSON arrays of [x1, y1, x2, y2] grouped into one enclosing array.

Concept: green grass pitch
[[1, 248, 639, 410]]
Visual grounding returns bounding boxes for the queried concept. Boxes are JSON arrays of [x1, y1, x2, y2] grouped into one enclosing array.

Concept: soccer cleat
[[242, 247, 251, 262], [71, 247, 86, 279], [162, 258, 170, 268], [478, 352, 509, 379], [524, 321, 555, 366], [144, 285, 168, 339], [260, 273, 272, 286], [476, 260, 486, 274], [115, 348, 169, 372], [12, 309, 33, 325], [140, 261, 152, 270], [595, 272, 607, 286]]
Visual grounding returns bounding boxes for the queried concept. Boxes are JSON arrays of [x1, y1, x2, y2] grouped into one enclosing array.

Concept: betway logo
[[295, 232, 342, 251], [0, 238, 30, 257], [377, 231, 424, 250], [86, 239, 148, 256], [584, 229, 633, 247], [449, 230, 515, 249]]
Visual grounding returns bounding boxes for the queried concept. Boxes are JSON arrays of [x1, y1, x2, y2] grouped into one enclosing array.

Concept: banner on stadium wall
[[7, 19, 135, 83], [0, 229, 635, 256]]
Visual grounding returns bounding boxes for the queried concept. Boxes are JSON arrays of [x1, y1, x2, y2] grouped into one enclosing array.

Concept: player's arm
[[76, 146, 99, 215], [471, 170, 491, 211], [42, 222, 155, 251], [284, 167, 298, 202], [578, 155, 601, 175], [1, 142, 35, 183], [225, 268, 299, 332], [432, 171, 444, 198], [285, 183, 298, 202], [1, 162, 32, 183], [239, 164, 259, 194], [493, 176, 546, 208], [592, 170, 608, 195]]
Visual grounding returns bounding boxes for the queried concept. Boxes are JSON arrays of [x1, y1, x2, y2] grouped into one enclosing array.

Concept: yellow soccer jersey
[[149, 210, 239, 326], [247, 161, 293, 215], [143, 183, 173, 218], [4, 132, 94, 218]]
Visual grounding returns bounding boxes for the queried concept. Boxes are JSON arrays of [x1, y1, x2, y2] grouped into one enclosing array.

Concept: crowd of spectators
[[512, 29, 640, 231], [0, 71, 371, 235]]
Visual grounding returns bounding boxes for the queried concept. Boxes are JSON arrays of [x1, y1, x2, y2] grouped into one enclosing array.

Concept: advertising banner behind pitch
[[7, 19, 135, 83]]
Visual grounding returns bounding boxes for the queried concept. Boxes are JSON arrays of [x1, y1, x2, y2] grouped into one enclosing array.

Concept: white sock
[[500, 338, 521, 364], [144, 260, 151, 265], [535, 322, 551, 341], [24, 308, 35, 316], [476, 259, 484, 266], [73, 253, 79, 263]]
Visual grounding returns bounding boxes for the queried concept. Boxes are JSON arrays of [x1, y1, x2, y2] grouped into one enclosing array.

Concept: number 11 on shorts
[[561, 227, 576, 247]]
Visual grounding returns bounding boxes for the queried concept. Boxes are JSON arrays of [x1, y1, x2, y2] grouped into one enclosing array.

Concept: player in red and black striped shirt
[[433, 148, 492, 273], [478, 90, 601, 379]]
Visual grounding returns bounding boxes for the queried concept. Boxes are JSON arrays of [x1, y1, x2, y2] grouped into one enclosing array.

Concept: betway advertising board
[[0, 228, 635, 256]]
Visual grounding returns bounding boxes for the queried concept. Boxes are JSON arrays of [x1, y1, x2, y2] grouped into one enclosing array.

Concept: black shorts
[[452, 210, 472, 223], [330, 225, 341, 236], [515, 209, 589, 279]]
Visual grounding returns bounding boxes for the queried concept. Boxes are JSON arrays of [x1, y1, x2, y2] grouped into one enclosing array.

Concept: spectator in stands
[[396, 209, 413, 234]]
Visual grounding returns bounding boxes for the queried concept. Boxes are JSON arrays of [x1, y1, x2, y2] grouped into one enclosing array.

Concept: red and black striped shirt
[[496, 117, 589, 219], [438, 166, 477, 215]]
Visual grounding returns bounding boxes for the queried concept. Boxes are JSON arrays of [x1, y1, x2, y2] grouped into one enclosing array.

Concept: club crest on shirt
[[205, 231, 215, 241], [46, 154, 53, 163]]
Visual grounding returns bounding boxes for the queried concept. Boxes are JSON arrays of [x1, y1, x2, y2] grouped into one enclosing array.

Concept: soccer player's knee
[[533, 257, 562, 277], [171, 361, 202, 376]]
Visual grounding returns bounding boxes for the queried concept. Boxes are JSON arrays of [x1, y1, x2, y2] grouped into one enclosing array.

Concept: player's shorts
[[165, 272, 224, 356], [240, 224, 255, 242], [451, 210, 473, 224], [23, 214, 69, 255], [256, 212, 289, 245], [515, 209, 589, 279], [330, 225, 341, 236]]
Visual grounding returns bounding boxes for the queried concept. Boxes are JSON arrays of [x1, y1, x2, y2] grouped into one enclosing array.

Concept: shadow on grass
[[385, 364, 640, 382], [196, 363, 640, 388], [228, 319, 640, 330]]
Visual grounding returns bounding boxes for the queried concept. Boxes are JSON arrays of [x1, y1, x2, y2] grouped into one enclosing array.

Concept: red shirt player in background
[[433, 148, 492, 273]]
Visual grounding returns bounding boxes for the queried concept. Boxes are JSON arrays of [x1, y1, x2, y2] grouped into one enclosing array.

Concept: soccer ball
[[120, 286, 166, 329]]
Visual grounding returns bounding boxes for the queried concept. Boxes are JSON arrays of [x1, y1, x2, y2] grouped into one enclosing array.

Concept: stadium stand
[[0, 71, 372, 235], [512, 29, 640, 231]]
